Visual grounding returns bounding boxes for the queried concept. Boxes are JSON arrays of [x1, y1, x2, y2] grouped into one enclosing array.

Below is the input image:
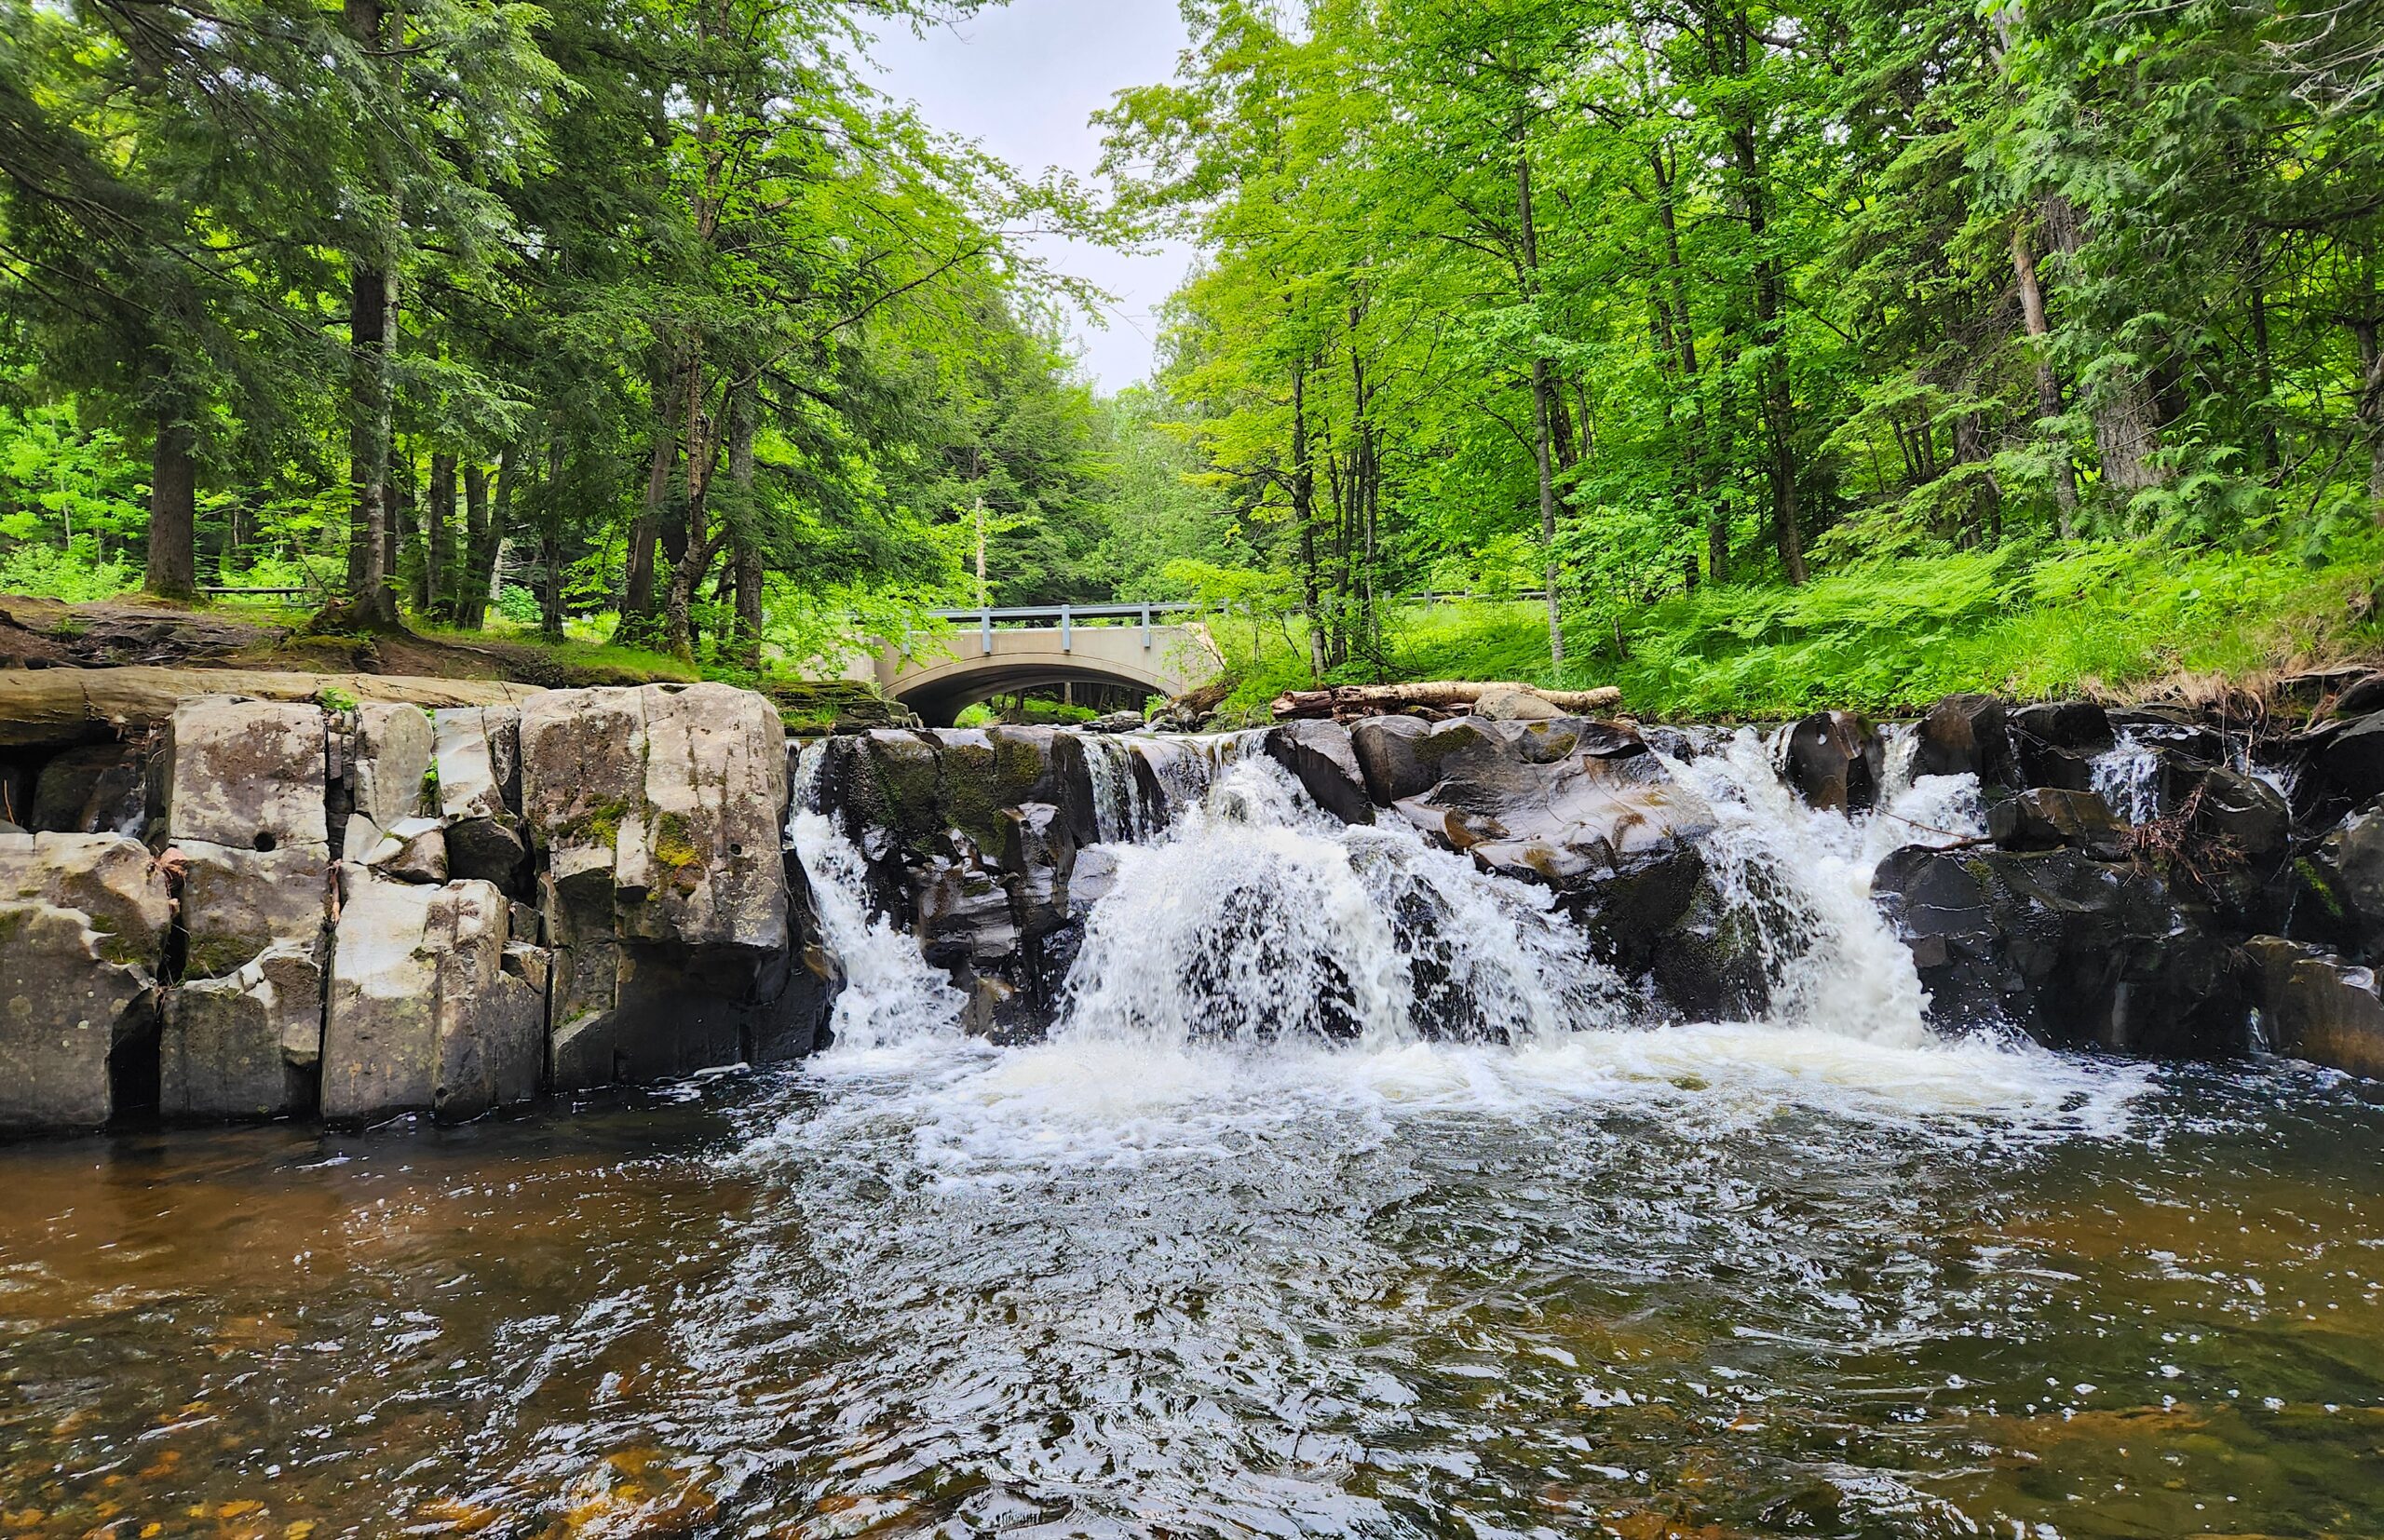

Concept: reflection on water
[[2, 1045, 2380, 1540]]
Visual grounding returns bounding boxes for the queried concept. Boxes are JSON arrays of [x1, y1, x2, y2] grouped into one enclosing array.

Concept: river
[[1, 738, 2379, 1538]]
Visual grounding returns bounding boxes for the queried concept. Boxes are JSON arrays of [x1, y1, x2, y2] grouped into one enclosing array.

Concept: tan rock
[[162, 697, 328, 853]]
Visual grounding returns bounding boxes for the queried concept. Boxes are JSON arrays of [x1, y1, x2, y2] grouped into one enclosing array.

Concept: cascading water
[[2092, 726, 2165, 823]]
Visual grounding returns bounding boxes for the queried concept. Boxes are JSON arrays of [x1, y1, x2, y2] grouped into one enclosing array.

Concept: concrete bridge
[[841, 602, 1226, 727]]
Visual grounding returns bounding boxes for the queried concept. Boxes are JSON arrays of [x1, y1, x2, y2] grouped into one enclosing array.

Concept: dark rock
[[29, 741, 150, 835], [1351, 715, 1435, 805], [2244, 937, 2384, 1078], [2108, 707, 2226, 766], [2190, 765, 2291, 858], [1085, 711, 1145, 734], [2331, 673, 2384, 720], [445, 815, 529, 893], [2009, 701, 2112, 792], [1875, 844, 2250, 1054], [1263, 719, 1375, 825], [1987, 787, 2129, 858], [1782, 710, 1885, 813], [2315, 711, 2384, 805], [1914, 694, 2017, 785]]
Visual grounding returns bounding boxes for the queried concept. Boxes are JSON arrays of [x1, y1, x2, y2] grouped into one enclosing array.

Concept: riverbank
[[1206, 536, 2384, 724]]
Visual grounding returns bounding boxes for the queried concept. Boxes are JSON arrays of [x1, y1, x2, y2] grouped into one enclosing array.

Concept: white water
[[779, 728, 2133, 1158], [2093, 727, 2165, 823]]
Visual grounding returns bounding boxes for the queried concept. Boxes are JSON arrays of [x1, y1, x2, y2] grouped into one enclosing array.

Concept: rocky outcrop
[[0, 832, 172, 1132], [1914, 694, 2017, 785], [28, 740, 149, 835], [1263, 720, 1374, 826], [522, 682, 828, 1087], [1875, 844, 2249, 1054]]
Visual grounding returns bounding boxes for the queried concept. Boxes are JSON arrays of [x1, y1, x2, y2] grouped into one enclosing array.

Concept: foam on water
[[774, 726, 2138, 1184]]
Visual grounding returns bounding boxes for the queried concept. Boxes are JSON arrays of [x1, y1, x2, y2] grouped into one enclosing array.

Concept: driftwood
[[0, 667, 542, 750], [1270, 680, 1621, 723]]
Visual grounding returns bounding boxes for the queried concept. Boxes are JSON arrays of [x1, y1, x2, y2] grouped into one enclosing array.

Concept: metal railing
[[926, 601, 1199, 655]]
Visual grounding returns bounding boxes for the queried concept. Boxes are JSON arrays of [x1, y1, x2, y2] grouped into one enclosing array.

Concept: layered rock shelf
[[7, 677, 2384, 1135], [2, 682, 833, 1134]]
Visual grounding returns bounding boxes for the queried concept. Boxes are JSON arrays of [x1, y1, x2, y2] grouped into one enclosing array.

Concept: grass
[[1205, 534, 2384, 723]]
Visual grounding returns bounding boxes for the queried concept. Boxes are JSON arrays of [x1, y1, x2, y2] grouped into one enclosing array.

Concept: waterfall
[[1665, 729, 1983, 1045], [788, 741, 965, 1050], [1058, 755, 1622, 1048], [2092, 728, 2164, 824]]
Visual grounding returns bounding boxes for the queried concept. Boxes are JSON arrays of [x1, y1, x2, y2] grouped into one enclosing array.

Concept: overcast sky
[[867, 0, 1196, 393]]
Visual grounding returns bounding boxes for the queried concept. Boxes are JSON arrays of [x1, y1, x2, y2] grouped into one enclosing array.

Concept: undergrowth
[[1208, 534, 2384, 722]]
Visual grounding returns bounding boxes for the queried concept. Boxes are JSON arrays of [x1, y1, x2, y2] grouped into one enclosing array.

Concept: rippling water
[[4, 739, 2382, 1538]]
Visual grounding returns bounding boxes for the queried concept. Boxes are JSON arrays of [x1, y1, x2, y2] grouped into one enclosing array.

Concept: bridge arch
[[841, 610, 1225, 729]]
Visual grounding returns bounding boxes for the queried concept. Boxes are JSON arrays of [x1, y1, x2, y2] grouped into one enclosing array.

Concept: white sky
[[867, 0, 1198, 393]]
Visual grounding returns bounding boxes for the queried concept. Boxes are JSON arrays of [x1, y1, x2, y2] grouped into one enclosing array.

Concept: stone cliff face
[[0, 682, 834, 1134]]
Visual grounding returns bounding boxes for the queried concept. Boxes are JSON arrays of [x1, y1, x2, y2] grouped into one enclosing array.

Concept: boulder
[[1782, 710, 1885, 813], [1084, 711, 1145, 735], [432, 706, 521, 823], [2244, 937, 2384, 1079], [320, 869, 547, 1124], [1987, 787, 2129, 858], [2189, 765, 2291, 858], [1473, 684, 1564, 722], [1352, 715, 1436, 806], [358, 817, 448, 885], [2314, 711, 2384, 806], [1262, 719, 1375, 825], [1875, 844, 2248, 1053], [1378, 717, 1737, 1013], [445, 816, 528, 892], [1914, 694, 2016, 785], [159, 943, 320, 1120], [0, 832, 172, 1132], [28, 740, 150, 835], [342, 702, 436, 857], [2332, 674, 2384, 720], [522, 683, 822, 1087], [161, 697, 328, 854]]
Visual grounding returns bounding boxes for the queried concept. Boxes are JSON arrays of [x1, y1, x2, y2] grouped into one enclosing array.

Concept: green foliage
[[0, 538, 139, 601]]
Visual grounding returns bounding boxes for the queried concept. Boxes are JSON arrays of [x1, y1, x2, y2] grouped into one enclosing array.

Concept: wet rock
[[2189, 765, 2292, 858], [321, 869, 547, 1124], [1782, 710, 1885, 813], [1263, 719, 1374, 825], [159, 943, 320, 1120], [1914, 694, 2017, 785], [2314, 710, 2384, 806], [1084, 711, 1145, 734], [2009, 701, 2113, 792], [1875, 844, 2248, 1054], [1987, 788, 2129, 858], [29, 740, 150, 835], [161, 697, 328, 854], [2331, 673, 2384, 719], [2108, 707, 2227, 767], [1351, 715, 1435, 805], [0, 832, 172, 1132], [2284, 797, 2384, 957], [2244, 936, 2384, 1079]]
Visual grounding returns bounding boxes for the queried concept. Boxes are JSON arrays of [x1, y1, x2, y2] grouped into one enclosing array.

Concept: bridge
[[840, 602, 1226, 727]]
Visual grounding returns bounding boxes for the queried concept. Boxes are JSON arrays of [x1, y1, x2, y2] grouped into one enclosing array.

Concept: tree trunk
[[1517, 146, 1565, 664], [1729, 109, 1806, 586], [538, 443, 564, 642], [1292, 364, 1326, 682], [726, 382, 762, 667], [2010, 221, 2079, 536], [337, 0, 401, 630], [2040, 196, 2161, 503], [620, 356, 679, 643], [143, 404, 196, 601], [456, 461, 491, 628], [426, 453, 456, 622], [2356, 316, 2384, 522]]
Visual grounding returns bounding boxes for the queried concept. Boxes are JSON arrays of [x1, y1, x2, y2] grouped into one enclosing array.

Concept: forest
[[2, 0, 2381, 717]]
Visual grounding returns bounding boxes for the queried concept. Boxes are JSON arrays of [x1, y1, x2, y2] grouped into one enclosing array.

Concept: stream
[[1, 734, 2379, 1538]]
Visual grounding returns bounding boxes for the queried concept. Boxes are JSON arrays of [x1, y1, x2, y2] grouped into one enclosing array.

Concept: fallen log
[[1270, 681, 1621, 722], [0, 666, 543, 750]]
